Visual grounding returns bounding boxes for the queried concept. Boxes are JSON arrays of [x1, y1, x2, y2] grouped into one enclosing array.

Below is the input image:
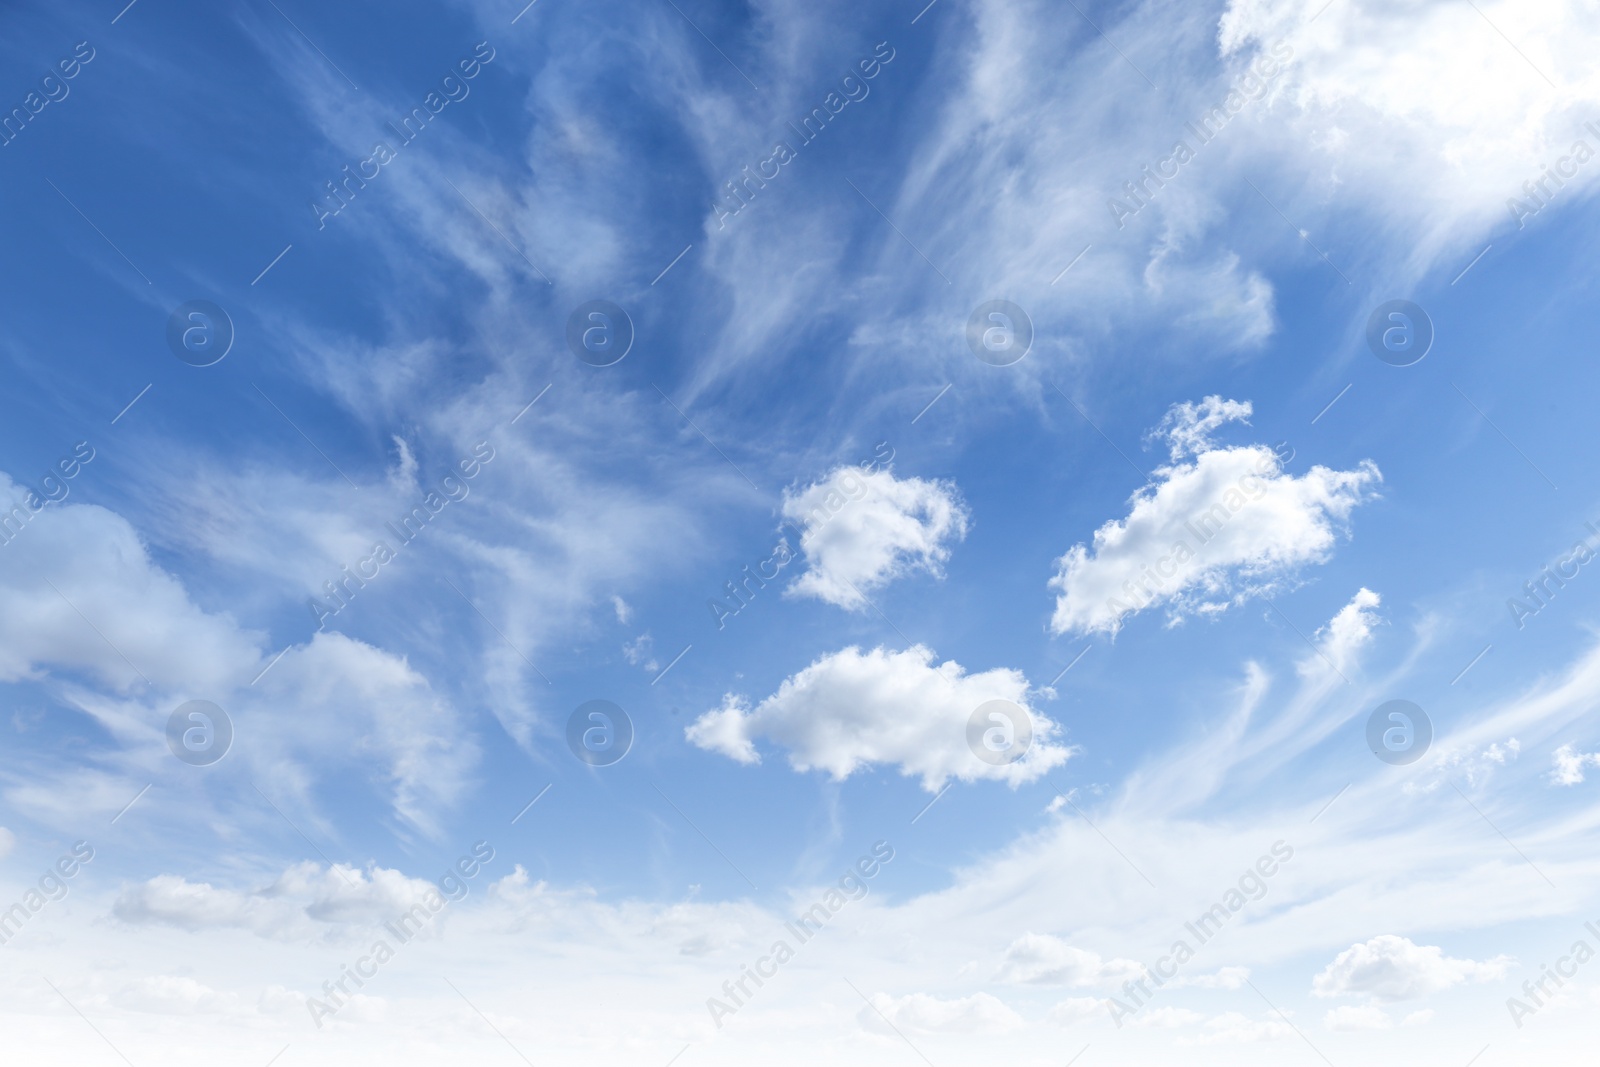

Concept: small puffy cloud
[[1324, 1004, 1392, 1031], [858, 991, 1023, 1035], [996, 933, 1143, 986], [1047, 997, 1109, 1026], [1306, 588, 1382, 677], [1551, 743, 1600, 785], [1191, 1012, 1293, 1044], [782, 466, 969, 610], [685, 645, 1073, 790], [1175, 966, 1250, 991], [1049, 399, 1380, 636], [112, 862, 447, 940], [1150, 395, 1254, 461], [1131, 1006, 1206, 1029], [610, 595, 632, 624], [113, 976, 242, 1016], [1312, 936, 1511, 1001]]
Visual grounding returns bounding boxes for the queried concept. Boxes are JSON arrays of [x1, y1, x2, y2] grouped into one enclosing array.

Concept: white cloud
[[782, 466, 969, 610], [858, 991, 1023, 1035], [1190, 1011, 1293, 1044], [0, 827, 12, 860], [1323, 1003, 1392, 1031], [1131, 1006, 1206, 1029], [1049, 399, 1380, 636], [1218, 0, 1600, 271], [685, 645, 1073, 790], [111, 861, 447, 941], [1312, 936, 1512, 1001], [996, 933, 1143, 986], [610, 595, 632, 624], [1149, 395, 1255, 461], [1047, 996, 1109, 1026], [1551, 743, 1600, 785]]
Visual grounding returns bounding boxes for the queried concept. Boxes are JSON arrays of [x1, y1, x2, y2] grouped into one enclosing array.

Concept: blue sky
[[3, 0, 1600, 1063]]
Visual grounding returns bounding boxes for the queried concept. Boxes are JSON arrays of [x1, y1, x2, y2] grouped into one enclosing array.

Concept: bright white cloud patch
[[781, 465, 969, 610], [685, 645, 1072, 790], [1049, 397, 1379, 636], [1324, 1004, 1393, 1031], [1312, 936, 1511, 1001], [996, 933, 1144, 986], [858, 991, 1024, 1035], [1550, 743, 1600, 785]]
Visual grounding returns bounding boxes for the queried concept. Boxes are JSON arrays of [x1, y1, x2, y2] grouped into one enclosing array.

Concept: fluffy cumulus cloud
[[996, 933, 1144, 987], [1312, 936, 1511, 1001], [112, 862, 451, 941], [1049, 398, 1379, 636], [1323, 1004, 1393, 1031], [1550, 743, 1600, 785], [685, 645, 1073, 790], [781, 465, 969, 610], [858, 991, 1024, 1035]]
